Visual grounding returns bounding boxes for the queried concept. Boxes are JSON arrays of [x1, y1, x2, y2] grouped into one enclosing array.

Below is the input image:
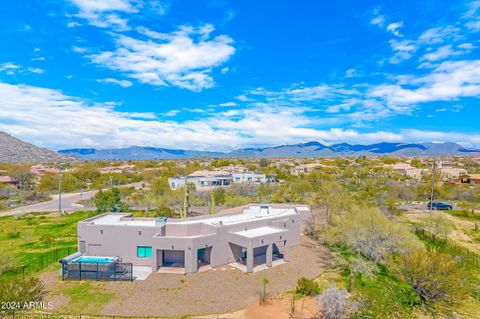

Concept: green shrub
[[295, 277, 320, 296]]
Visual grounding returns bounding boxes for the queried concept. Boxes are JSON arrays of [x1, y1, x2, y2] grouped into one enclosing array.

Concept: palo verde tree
[[94, 187, 129, 213]]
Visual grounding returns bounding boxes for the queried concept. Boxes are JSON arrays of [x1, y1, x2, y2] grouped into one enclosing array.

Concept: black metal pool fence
[[2, 246, 77, 277], [61, 261, 133, 282]]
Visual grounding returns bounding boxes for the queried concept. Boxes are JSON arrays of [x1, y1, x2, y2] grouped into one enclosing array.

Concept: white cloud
[[85, 25, 235, 91], [369, 60, 480, 104], [28, 67, 45, 74], [463, 1, 480, 32], [164, 110, 180, 117], [420, 45, 465, 62], [0, 62, 45, 75], [418, 26, 461, 45], [387, 21, 403, 37], [370, 15, 385, 27], [97, 78, 133, 87], [389, 39, 416, 63], [4, 81, 476, 150], [0, 62, 20, 74], [345, 68, 358, 78], [458, 42, 475, 49], [218, 101, 237, 107], [72, 46, 88, 54], [69, 0, 135, 30]]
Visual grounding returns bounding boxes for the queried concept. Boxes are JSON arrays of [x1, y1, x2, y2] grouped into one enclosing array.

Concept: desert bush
[[349, 257, 377, 278], [295, 277, 320, 296], [419, 214, 453, 240], [0, 247, 17, 274], [317, 285, 361, 319], [389, 249, 467, 305], [256, 277, 270, 305], [24, 191, 50, 202], [0, 276, 46, 313], [324, 207, 419, 263]]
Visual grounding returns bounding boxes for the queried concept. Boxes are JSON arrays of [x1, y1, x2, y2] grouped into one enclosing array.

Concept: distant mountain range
[[59, 141, 480, 160], [2, 130, 479, 162], [0, 132, 67, 163]]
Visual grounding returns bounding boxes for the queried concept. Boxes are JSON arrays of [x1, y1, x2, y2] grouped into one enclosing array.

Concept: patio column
[[283, 241, 290, 262], [266, 244, 273, 267], [246, 246, 254, 273], [156, 250, 163, 270], [185, 248, 197, 274]]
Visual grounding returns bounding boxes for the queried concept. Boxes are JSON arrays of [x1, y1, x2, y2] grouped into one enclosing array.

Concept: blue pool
[[73, 256, 117, 264]]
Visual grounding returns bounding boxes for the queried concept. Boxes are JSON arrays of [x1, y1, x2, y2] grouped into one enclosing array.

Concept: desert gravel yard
[[40, 235, 330, 317]]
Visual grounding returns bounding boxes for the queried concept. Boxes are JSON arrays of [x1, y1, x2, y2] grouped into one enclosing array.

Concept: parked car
[[427, 202, 453, 210]]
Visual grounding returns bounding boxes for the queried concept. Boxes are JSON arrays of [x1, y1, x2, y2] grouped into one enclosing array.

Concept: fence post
[[114, 263, 116, 282], [79, 262, 82, 281], [96, 263, 99, 281]]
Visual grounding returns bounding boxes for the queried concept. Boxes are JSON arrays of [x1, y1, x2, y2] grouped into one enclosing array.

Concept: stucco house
[[77, 204, 307, 274]]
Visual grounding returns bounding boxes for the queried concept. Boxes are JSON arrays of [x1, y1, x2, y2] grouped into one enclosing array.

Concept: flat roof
[[86, 214, 157, 227], [83, 205, 305, 227], [180, 206, 299, 226], [233, 226, 287, 238]]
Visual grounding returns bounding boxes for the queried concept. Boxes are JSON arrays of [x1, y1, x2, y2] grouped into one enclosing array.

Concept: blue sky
[[0, 0, 479, 151]]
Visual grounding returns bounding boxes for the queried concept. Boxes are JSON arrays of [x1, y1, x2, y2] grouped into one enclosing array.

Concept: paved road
[[0, 182, 145, 217]]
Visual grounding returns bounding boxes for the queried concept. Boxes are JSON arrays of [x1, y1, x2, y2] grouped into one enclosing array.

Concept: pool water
[[73, 256, 116, 264]]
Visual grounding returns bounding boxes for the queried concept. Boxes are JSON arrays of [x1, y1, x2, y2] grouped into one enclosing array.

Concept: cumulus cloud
[[3, 81, 476, 150], [369, 59, 480, 104], [84, 25, 235, 91], [69, 0, 135, 30]]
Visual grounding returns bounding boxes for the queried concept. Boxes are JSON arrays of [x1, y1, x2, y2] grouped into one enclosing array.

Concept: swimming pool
[[73, 256, 117, 264]]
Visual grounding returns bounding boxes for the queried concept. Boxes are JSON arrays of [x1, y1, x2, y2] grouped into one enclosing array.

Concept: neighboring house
[[168, 169, 267, 190], [385, 163, 425, 179], [168, 170, 232, 191], [290, 163, 326, 175], [0, 176, 14, 185], [232, 172, 266, 183], [30, 164, 60, 175], [439, 167, 468, 180], [460, 174, 480, 185], [216, 165, 249, 173], [99, 164, 136, 174], [77, 204, 307, 274]]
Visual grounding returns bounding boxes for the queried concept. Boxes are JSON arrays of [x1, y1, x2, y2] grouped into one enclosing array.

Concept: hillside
[[0, 131, 67, 163]]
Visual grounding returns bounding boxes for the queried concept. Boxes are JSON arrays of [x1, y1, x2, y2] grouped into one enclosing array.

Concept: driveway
[[0, 182, 145, 217]]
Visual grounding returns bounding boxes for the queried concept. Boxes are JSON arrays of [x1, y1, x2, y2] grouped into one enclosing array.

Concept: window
[[137, 246, 152, 258]]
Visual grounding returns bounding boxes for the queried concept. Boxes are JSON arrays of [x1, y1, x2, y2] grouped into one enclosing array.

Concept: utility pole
[[58, 165, 63, 215], [429, 159, 436, 212]]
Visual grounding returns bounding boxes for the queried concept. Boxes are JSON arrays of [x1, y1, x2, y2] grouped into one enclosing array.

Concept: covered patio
[[228, 226, 289, 273]]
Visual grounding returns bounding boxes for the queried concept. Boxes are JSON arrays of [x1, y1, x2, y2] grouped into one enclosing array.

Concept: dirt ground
[[244, 296, 318, 319], [402, 209, 480, 254], [40, 235, 330, 318]]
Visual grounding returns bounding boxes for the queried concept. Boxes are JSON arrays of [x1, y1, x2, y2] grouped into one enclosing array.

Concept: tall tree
[[9, 168, 34, 191]]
